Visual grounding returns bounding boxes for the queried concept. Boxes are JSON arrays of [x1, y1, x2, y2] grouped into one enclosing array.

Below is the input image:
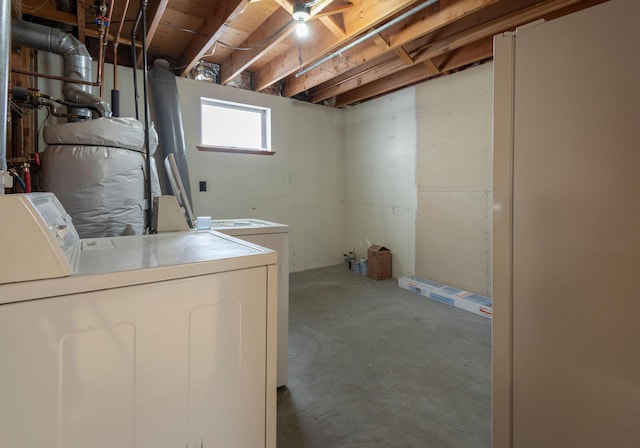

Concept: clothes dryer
[[211, 219, 290, 387], [0, 193, 277, 448]]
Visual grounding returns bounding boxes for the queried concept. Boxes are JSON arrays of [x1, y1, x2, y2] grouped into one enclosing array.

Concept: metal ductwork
[[11, 19, 111, 118]]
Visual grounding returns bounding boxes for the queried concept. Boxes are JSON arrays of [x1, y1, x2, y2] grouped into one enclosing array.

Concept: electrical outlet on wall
[[199, 181, 206, 192]]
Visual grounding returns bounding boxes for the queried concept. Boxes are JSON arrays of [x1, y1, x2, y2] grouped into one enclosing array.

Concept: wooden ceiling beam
[[178, 0, 250, 77], [334, 37, 493, 107], [298, 50, 398, 101], [319, 15, 346, 39], [272, 0, 293, 14], [254, 0, 421, 92], [371, 32, 390, 50], [311, 0, 600, 103], [435, 36, 493, 71], [309, 56, 407, 102], [19, 0, 142, 48], [283, 0, 499, 97], [85, 30, 142, 48], [20, 0, 77, 26], [220, 8, 294, 84], [311, 1, 354, 18], [396, 47, 414, 65], [137, 0, 171, 67], [423, 58, 441, 74], [411, 0, 590, 65], [77, 0, 86, 43], [219, 0, 335, 84], [309, 0, 340, 16], [272, 0, 337, 15], [335, 64, 434, 107]]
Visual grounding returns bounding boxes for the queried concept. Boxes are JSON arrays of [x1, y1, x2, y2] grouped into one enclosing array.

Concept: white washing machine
[[210, 219, 290, 387], [0, 193, 277, 448]]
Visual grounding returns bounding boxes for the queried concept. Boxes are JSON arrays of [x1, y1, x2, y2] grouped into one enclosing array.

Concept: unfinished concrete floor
[[277, 265, 491, 448]]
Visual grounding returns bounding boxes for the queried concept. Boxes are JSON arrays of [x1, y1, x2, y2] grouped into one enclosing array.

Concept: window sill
[[197, 145, 275, 156]]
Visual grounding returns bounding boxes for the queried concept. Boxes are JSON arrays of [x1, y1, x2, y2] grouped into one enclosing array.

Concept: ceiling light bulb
[[295, 20, 309, 37]]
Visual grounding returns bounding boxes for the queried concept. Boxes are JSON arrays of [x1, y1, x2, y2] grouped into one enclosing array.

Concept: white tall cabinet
[[493, 1, 640, 447]]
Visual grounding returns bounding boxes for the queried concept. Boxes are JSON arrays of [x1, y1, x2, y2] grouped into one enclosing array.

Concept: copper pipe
[[11, 68, 101, 86], [104, 0, 116, 44], [113, 0, 132, 89], [99, 0, 116, 97], [97, 28, 105, 96]]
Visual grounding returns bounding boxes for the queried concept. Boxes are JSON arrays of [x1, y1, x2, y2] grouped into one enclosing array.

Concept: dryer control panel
[[0, 193, 80, 284]]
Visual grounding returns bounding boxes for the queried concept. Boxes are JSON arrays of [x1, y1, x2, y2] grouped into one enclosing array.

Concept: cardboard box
[[367, 245, 392, 280], [398, 275, 492, 319]]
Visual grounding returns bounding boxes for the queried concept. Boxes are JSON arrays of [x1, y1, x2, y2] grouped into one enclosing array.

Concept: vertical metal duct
[[0, 0, 10, 171], [149, 61, 193, 204], [11, 19, 111, 118]]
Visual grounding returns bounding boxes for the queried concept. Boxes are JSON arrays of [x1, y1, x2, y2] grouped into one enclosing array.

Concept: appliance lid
[[76, 230, 274, 276], [210, 219, 289, 235]]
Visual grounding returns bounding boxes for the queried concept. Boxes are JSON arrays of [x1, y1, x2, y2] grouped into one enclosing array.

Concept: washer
[[211, 219, 290, 387], [0, 193, 277, 448]]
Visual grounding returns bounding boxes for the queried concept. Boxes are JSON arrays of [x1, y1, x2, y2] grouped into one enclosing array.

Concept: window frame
[[198, 97, 274, 155]]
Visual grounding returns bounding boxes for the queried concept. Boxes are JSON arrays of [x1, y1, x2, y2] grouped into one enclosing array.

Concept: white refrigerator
[[492, 0, 640, 447]]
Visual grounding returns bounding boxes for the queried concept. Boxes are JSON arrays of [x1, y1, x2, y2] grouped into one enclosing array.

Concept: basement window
[[198, 98, 273, 155]]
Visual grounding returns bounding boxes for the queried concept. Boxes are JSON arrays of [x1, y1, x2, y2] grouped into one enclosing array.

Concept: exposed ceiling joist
[[334, 36, 493, 107], [273, 0, 293, 14], [309, 0, 603, 104], [12, 0, 606, 108], [312, 1, 354, 18], [20, 0, 77, 26], [177, 0, 250, 77], [77, 0, 86, 43], [371, 33, 390, 50], [423, 58, 441, 74], [20, 0, 143, 47], [219, 0, 336, 85], [283, 0, 498, 97], [136, 0, 171, 67], [319, 15, 347, 38], [254, 0, 421, 92], [219, 7, 294, 84], [396, 47, 414, 64]]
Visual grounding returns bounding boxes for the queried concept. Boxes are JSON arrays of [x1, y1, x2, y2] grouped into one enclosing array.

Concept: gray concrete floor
[[277, 265, 491, 448]]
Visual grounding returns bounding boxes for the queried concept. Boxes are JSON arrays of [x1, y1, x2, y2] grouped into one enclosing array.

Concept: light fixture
[[295, 21, 309, 37], [293, 2, 310, 38]]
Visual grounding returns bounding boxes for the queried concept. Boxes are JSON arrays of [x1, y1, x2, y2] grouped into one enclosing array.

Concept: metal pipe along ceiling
[[295, 0, 440, 78], [11, 19, 112, 117]]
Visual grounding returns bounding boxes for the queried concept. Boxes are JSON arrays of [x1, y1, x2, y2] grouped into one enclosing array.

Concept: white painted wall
[[415, 62, 493, 296], [35, 52, 494, 286], [343, 89, 417, 277], [36, 54, 345, 272], [176, 79, 345, 272]]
